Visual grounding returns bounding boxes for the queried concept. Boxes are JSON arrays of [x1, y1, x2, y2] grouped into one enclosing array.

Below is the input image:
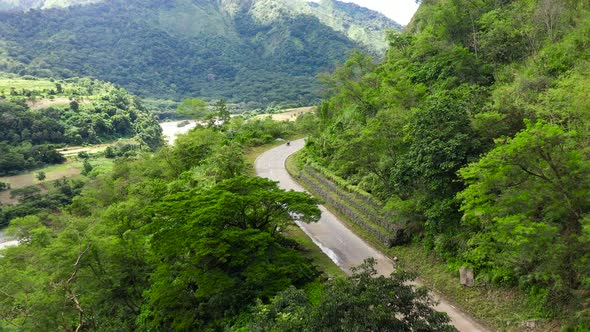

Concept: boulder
[[459, 266, 474, 287]]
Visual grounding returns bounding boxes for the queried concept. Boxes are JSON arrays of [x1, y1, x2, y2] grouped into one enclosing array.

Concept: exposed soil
[[26, 97, 90, 110], [254, 106, 315, 121], [0, 166, 81, 205]]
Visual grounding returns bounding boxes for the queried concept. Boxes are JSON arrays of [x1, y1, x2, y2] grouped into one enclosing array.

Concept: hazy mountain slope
[[225, 0, 401, 53], [301, 0, 401, 53], [0, 0, 400, 52], [0, 0, 101, 10], [0, 0, 400, 106]]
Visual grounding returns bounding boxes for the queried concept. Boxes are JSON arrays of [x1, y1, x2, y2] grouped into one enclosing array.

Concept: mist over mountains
[[0, 0, 400, 106]]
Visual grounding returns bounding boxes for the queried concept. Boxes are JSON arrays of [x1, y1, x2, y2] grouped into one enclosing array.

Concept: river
[[0, 228, 18, 250], [159, 120, 198, 144]]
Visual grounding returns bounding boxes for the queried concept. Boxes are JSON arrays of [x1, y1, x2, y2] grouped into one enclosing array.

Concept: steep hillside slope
[[0, 0, 400, 106], [305, 0, 590, 328]]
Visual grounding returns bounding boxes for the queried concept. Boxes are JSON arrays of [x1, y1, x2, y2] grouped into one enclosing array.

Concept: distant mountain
[[0, 0, 102, 11], [227, 0, 401, 53], [0, 0, 400, 106]]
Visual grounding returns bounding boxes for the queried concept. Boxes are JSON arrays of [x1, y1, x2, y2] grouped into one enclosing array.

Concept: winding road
[[255, 138, 491, 332]]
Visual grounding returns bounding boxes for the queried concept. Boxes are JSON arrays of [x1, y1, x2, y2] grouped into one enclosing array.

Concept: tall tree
[[459, 122, 590, 306], [139, 176, 320, 330]]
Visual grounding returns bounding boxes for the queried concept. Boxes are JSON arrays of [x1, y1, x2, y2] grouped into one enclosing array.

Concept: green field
[[0, 154, 113, 205], [0, 78, 55, 91], [0, 73, 104, 100]]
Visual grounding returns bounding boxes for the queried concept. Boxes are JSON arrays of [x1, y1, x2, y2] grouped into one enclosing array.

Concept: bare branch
[[65, 243, 91, 332]]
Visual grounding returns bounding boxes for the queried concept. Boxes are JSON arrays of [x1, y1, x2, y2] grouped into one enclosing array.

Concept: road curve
[[254, 138, 491, 332]]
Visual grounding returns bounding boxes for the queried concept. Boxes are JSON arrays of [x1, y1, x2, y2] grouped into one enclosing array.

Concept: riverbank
[[160, 120, 198, 144], [0, 229, 17, 250]]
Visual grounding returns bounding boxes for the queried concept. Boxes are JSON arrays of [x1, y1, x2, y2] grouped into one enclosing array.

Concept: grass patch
[[33, 156, 113, 180], [39, 160, 83, 173], [285, 151, 300, 177], [1, 156, 113, 189], [0, 78, 56, 91]]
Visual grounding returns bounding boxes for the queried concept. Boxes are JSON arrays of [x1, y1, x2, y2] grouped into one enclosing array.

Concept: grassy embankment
[[285, 151, 557, 332]]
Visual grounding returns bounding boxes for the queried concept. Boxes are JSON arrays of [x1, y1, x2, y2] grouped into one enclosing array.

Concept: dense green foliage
[[0, 118, 454, 330], [0, 0, 399, 107], [305, 0, 590, 326], [0, 178, 85, 228], [235, 258, 455, 332], [140, 176, 320, 330], [459, 122, 590, 311], [0, 124, 310, 330], [0, 76, 162, 175]]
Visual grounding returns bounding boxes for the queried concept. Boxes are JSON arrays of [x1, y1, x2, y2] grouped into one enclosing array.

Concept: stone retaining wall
[[295, 165, 406, 247]]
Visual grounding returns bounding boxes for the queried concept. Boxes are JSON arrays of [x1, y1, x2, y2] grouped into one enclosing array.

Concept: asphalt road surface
[[254, 138, 491, 332]]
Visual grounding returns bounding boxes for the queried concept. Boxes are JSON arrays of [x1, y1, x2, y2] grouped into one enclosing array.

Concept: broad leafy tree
[[459, 121, 590, 307], [139, 176, 320, 330], [242, 259, 456, 332]]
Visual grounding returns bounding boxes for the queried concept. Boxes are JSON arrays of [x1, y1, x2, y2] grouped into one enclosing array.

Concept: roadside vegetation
[[0, 114, 456, 331], [287, 151, 554, 331], [299, 0, 590, 329]]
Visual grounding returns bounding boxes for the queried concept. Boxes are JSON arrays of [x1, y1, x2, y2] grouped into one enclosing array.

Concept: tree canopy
[[301, 0, 590, 326], [0, 77, 162, 175], [241, 258, 456, 332]]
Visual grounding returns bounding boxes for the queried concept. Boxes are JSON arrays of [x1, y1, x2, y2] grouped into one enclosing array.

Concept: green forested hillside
[[304, 0, 590, 327], [0, 118, 455, 331], [0, 74, 162, 175], [0, 0, 399, 107]]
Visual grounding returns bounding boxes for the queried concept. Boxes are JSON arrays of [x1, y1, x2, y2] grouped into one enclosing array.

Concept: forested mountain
[[0, 0, 399, 107], [304, 0, 590, 328]]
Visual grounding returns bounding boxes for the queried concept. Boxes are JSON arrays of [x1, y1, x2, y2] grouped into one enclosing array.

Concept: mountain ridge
[[0, 0, 401, 53], [0, 0, 400, 106]]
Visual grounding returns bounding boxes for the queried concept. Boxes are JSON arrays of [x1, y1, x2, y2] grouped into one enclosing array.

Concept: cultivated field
[[56, 144, 110, 157], [0, 78, 56, 92], [253, 106, 315, 121], [0, 161, 83, 205]]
